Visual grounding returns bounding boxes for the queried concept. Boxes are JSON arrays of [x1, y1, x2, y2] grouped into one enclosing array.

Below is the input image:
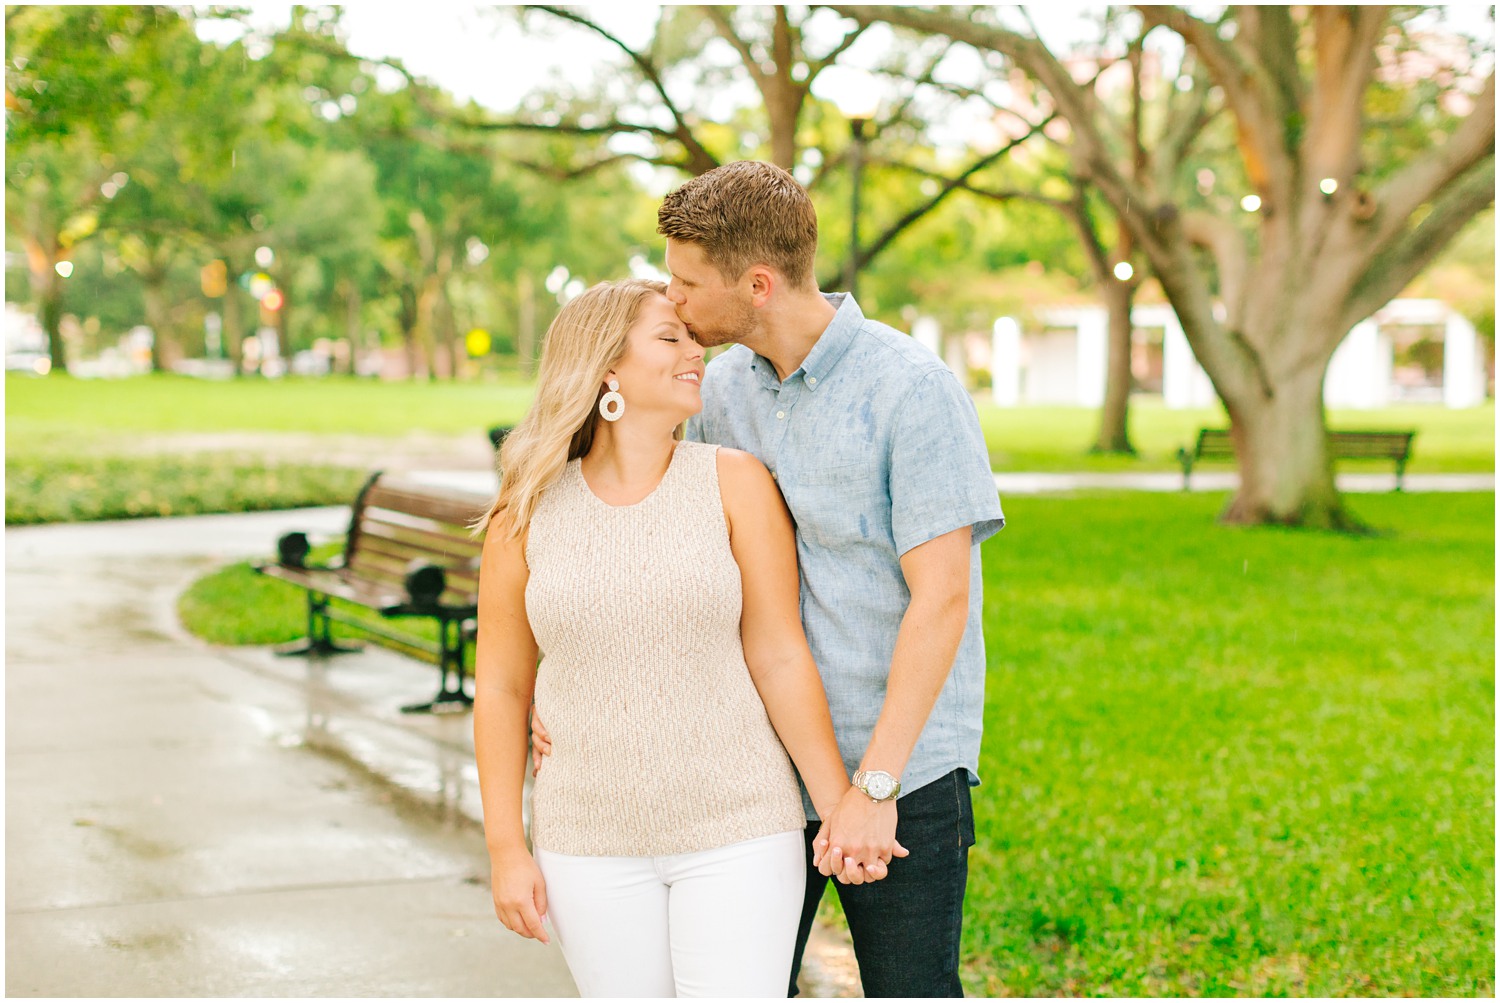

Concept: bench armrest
[[277, 532, 311, 568], [404, 561, 447, 606], [272, 531, 346, 572]]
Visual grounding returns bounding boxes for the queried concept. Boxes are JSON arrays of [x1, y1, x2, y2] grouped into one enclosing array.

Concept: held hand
[[814, 788, 908, 884], [488, 845, 550, 944], [811, 816, 832, 870], [530, 705, 552, 777]]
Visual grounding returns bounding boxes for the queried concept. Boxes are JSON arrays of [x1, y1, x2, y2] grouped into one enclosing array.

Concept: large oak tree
[[835, 5, 1495, 528]]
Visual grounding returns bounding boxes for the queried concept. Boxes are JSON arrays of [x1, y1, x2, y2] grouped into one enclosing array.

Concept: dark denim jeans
[[789, 768, 976, 997]]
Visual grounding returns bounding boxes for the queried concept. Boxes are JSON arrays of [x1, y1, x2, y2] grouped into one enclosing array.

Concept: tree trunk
[[764, 81, 801, 171], [517, 270, 537, 379], [342, 281, 362, 375], [222, 269, 245, 376], [415, 274, 443, 382], [1220, 357, 1357, 530], [36, 271, 65, 373], [398, 285, 421, 380], [24, 240, 66, 372], [1092, 278, 1137, 454], [446, 295, 469, 382], [273, 263, 291, 362], [437, 283, 457, 381], [141, 276, 172, 373]]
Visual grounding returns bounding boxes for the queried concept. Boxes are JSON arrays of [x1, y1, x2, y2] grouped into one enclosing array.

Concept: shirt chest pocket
[[780, 460, 890, 551]]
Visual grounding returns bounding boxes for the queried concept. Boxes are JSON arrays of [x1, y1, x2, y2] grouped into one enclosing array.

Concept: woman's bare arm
[[473, 514, 549, 943], [718, 448, 852, 817]]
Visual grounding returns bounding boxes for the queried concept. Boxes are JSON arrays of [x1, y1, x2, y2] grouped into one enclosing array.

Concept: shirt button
[[807, 376, 817, 386], [776, 410, 786, 420]]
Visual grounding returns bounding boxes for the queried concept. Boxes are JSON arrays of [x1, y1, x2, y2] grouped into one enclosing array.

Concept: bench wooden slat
[[361, 518, 483, 563], [1178, 427, 1415, 491], [359, 518, 483, 563], [362, 505, 484, 539], [363, 483, 489, 527], [259, 564, 407, 608], [352, 534, 477, 572], [344, 551, 419, 588]]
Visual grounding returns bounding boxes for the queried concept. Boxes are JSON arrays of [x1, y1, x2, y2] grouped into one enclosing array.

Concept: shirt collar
[[749, 292, 864, 392]]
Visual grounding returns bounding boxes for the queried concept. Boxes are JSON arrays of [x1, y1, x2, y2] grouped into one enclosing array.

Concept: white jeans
[[535, 829, 806, 998]]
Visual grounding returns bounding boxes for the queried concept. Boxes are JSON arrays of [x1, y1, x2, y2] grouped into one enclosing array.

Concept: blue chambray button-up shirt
[[685, 293, 1005, 818]]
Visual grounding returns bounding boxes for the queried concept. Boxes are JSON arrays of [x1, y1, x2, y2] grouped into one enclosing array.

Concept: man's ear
[[746, 264, 776, 308]]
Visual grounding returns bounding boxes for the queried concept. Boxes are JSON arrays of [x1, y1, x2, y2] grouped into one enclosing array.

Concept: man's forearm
[[857, 526, 975, 780], [815, 580, 966, 881], [858, 587, 969, 778]]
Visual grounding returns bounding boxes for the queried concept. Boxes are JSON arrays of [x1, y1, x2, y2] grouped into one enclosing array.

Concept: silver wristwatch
[[852, 769, 901, 803]]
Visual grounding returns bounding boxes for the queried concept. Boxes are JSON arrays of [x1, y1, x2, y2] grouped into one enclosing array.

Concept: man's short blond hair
[[657, 161, 819, 289]]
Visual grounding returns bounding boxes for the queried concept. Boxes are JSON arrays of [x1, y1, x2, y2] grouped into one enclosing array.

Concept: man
[[660, 161, 1005, 997]]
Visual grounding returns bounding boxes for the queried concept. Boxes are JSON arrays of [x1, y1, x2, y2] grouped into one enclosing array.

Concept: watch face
[[864, 773, 897, 800]]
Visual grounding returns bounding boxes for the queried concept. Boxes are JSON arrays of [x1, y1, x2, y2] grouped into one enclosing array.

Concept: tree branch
[[1063, 186, 1113, 281], [831, 3, 1244, 368], [1343, 155, 1496, 333], [1181, 210, 1250, 331], [1152, 52, 1217, 193], [829, 6, 1149, 221], [1135, 6, 1290, 198], [505, 152, 652, 180], [1370, 71, 1496, 249], [1237, 5, 1304, 138], [885, 163, 1069, 213], [810, 22, 869, 76], [701, 6, 765, 87], [1302, 6, 1387, 183], [452, 117, 680, 142], [870, 42, 959, 138], [530, 5, 720, 175], [830, 111, 1057, 284]]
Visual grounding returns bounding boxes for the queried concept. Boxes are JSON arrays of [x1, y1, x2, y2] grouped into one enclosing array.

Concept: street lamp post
[[844, 114, 873, 299], [829, 80, 879, 300]]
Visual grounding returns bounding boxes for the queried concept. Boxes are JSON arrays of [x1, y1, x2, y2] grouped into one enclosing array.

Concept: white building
[[990, 299, 1487, 409]]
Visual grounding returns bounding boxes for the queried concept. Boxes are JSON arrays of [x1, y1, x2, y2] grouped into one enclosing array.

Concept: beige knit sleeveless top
[[524, 440, 805, 856]]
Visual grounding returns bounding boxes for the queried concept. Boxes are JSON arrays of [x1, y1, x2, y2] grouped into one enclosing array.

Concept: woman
[[473, 278, 853, 997]]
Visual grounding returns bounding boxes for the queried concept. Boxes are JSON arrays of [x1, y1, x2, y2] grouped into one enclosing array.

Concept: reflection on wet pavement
[[6, 514, 576, 997], [8, 508, 861, 997]]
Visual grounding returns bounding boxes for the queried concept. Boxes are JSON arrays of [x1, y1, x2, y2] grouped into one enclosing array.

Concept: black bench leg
[[276, 592, 364, 657], [401, 617, 473, 715], [1394, 459, 1406, 493]]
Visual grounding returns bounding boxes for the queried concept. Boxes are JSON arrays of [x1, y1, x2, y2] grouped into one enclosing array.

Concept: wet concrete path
[[5, 510, 577, 997]]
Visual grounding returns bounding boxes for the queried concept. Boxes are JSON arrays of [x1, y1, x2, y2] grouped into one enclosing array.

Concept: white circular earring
[[598, 379, 625, 422]]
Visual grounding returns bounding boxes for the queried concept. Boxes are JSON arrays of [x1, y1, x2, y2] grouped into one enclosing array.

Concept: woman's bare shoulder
[[714, 445, 773, 485]]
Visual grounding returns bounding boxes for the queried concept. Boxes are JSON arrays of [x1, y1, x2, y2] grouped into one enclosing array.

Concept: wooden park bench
[[256, 471, 492, 714], [1177, 428, 1416, 491]]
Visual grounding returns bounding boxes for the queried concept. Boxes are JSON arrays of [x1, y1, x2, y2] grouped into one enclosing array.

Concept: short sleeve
[[889, 368, 1005, 556]]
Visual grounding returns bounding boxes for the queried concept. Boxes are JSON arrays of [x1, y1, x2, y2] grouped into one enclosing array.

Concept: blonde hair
[[478, 278, 669, 538]]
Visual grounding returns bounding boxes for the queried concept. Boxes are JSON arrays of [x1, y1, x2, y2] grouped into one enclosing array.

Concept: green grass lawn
[[8, 371, 1494, 468], [4, 452, 370, 524], [969, 491, 1494, 996], [179, 491, 1494, 997], [4, 373, 1492, 523], [178, 542, 454, 656], [977, 398, 1497, 473], [5, 371, 537, 437]]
